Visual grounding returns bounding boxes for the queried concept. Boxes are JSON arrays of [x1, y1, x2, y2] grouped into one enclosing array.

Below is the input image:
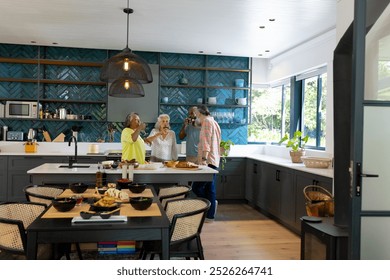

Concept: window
[[301, 73, 327, 149], [249, 66, 327, 150], [248, 83, 290, 143]]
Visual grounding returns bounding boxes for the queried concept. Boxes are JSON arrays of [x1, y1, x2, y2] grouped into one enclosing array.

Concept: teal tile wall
[[0, 44, 248, 144]]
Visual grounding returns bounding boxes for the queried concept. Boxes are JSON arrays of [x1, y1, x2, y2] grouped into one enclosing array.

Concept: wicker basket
[[303, 185, 334, 217], [301, 156, 332, 169]]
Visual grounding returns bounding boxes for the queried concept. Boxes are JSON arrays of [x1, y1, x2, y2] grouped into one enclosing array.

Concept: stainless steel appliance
[[5, 101, 38, 119], [6, 131, 24, 141]]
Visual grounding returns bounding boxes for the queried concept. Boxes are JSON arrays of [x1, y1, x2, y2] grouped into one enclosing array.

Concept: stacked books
[[98, 241, 117, 255], [97, 241, 136, 255], [117, 241, 136, 254]]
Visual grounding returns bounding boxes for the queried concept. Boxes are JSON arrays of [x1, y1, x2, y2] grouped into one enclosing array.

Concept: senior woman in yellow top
[[121, 112, 146, 163]]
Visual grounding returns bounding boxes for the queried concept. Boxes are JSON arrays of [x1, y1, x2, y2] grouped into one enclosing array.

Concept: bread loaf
[[176, 161, 198, 168]]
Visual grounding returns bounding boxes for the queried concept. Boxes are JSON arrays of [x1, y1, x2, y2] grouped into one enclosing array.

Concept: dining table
[[26, 187, 170, 260]]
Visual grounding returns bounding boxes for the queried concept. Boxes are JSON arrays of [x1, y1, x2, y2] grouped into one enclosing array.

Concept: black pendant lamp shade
[[100, 47, 153, 84], [101, 0, 153, 90], [109, 75, 145, 98]]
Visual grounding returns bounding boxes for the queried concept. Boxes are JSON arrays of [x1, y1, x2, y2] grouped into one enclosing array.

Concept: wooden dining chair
[[158, 185, 192, 209], [23, 185, 83, 260], [0, 202, 52, 259], [140, 197, 210, 260]]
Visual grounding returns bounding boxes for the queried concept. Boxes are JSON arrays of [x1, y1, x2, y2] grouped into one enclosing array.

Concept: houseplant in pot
[[220, 140, 234, 169], [279, 130, 309, 163]]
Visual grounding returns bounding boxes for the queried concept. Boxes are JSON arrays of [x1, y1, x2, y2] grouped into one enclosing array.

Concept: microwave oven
[[5, 101, 38, 119]]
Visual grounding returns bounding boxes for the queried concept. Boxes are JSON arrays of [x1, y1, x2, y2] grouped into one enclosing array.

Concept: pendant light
[[100, 0, 152, 85], [109, 75, 145, 98]]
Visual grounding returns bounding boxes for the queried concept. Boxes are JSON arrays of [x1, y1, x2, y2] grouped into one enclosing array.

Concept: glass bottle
[[96, 162, 103, 188]]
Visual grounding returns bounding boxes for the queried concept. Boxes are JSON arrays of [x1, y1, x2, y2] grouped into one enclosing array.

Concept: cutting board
[[43, 130, 52, 142], [53, 133, 65, 142]]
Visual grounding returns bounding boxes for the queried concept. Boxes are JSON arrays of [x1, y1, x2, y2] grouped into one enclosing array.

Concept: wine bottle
[[96, 162, 103, 188]]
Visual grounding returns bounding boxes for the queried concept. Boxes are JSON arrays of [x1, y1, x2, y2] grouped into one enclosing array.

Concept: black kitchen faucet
[[68, 136, 77, 167]]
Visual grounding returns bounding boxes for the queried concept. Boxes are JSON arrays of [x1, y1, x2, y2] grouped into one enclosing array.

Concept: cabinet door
[[260, 163, 280, 216], [294, 171, 332, 232], [0, 156, 8, 201], [216, 158, 245, 199], [7, 156, 67, 201], [223, 173, 245, 199], [278, 167, 295, 227]]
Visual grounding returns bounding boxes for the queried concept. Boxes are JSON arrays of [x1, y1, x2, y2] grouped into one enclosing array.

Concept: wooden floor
[[201, 203, 301, 260]]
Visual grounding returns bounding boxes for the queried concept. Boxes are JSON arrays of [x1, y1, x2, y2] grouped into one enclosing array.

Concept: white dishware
[[208, 97, 217, 104], [235, 98, 247, 105]]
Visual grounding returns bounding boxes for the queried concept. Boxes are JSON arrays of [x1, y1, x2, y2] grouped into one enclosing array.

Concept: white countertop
[[27, 163, 218, 175], [2, 141, 333, 178]]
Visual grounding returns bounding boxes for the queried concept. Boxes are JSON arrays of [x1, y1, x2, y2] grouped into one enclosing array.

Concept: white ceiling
[[0, 0, 337, 58]]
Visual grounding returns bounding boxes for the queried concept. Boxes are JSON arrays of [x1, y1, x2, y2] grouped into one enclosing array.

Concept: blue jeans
[[191, 164, 218, 219]]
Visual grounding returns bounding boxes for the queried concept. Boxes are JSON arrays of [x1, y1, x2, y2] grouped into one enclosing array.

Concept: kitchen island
[[27, 163, 218, 186]]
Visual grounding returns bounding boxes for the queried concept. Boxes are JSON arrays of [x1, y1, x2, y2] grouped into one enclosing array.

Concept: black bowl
[[128, 183, 146, 194], [52, 197, 76, 212], [99, 212, 112, 219], [70, 182, 88, 194], [117, 178, 131, 190], [80, 211, 94, 219], [130, 197, 153, 211], [97, 187, 108, 195]]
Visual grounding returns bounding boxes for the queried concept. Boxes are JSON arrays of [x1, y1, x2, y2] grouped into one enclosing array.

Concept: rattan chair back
[[24, 185, 64, 206], [0, 202, 46, 255], [165, 198, 210, 244], [158, 185, 192, 209], [303, 185, 334, 217]]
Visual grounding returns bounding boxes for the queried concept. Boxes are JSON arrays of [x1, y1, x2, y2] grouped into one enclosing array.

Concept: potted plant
[[279, 130, 309, 163], [220, 140, 234, 169]]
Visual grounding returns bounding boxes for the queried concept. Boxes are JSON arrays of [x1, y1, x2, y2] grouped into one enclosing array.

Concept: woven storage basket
[[301, 156, 332, 169], [303, 185, 334, 217]]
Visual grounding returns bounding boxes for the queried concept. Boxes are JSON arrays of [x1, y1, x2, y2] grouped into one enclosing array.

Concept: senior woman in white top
[[145, 114, 178, 162]]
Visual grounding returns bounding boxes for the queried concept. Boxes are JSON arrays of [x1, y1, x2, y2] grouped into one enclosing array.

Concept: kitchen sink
[[58, 165, 91, 168]]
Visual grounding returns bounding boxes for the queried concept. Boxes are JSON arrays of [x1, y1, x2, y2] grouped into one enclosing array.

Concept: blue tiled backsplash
[[0, 44, 249, 144]]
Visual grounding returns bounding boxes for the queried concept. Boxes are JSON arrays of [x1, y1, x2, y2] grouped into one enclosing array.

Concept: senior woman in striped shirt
[[193, 105, 221, 222]]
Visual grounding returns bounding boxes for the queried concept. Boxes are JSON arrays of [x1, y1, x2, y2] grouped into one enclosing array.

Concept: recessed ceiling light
[[259, 26, 265, 29], [216, 51, 222, 54], [258, 54, 263, 56], [269, 18, 275, 22], [52, 42, 58, 45], [30, 41, 36, 44], [265, 50, 270, 52], [198, 51, 204, 53]]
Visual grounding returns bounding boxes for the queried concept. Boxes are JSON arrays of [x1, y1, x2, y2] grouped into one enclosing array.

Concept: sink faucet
[[68, 136, 77, 167]]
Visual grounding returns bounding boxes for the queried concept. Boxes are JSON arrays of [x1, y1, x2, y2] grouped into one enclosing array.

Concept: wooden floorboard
[[201, 203, 301, 260]]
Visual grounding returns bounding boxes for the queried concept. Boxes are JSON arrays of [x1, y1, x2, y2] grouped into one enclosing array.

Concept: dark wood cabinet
[[246, 158, 333, 234], [0, 156, 8, 201], [6, 156, 68, 201], [216, 158, 246, 200], [245, 159, 261, 206]]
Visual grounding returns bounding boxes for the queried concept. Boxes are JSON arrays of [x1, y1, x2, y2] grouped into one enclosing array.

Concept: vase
[[290, 150, 305, 163]]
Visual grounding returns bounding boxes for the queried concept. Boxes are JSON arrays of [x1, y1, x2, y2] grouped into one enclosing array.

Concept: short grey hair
[[155, 114, 170, 129], [124, 112, 139, 127]]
